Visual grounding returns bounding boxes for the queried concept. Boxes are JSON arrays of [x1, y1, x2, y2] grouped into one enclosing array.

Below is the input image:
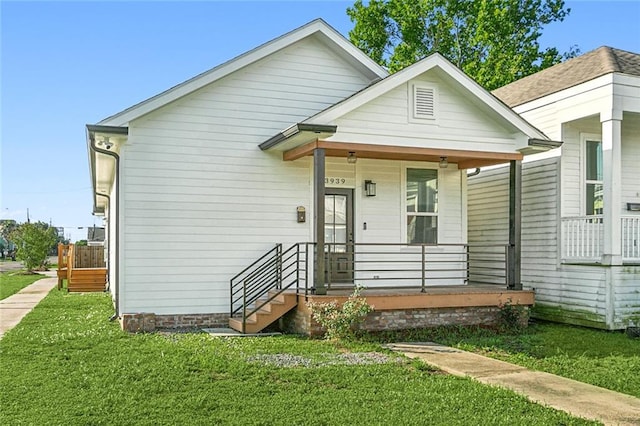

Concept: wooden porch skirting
[[283, 286, 534, 336], [67, 268, 107, 293]]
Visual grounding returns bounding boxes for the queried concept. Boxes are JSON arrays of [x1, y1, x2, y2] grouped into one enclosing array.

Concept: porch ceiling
[[283, 140, 523, 169]]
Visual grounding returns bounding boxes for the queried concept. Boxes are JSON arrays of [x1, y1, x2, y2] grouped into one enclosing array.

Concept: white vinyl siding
[[330, 73, 520, 152], [119, 36, 374, 314], [469, 158, 608, 327]]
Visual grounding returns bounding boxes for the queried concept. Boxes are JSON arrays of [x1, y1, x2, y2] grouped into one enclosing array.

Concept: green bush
[[307, 286, 374, 341], [9, 222, 57, 272], [498, 299, 528, 333]]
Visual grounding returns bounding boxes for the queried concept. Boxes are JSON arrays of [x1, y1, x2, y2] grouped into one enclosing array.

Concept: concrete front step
[[228, 291, 297, 333]]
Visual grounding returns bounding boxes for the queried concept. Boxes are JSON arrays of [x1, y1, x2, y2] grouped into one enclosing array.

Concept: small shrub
[[498, 299, 527, 333], [307, 286, 374, 341]]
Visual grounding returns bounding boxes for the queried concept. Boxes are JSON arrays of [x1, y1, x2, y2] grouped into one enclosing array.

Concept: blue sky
[[2, 1, 639, 242]]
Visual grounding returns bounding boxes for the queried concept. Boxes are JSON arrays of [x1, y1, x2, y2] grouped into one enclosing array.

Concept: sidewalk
[[0, 270, 57, 339], [386, 342, 640, 426]]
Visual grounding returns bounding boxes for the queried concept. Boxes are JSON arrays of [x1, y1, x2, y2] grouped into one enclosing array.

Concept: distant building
[[87, 226, 105, 245]]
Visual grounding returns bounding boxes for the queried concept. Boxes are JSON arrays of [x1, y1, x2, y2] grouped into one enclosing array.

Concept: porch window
[[406, 168, 438, 244], [585, 139, 603, 215]]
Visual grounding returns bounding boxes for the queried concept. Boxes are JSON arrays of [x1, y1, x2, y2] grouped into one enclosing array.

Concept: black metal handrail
[[324, 242, 509, 291], [229, 243, 313, 333], [230, 241, 511, 331]]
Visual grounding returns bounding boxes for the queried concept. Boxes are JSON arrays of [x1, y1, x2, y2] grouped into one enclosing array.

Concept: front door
[[325, 189, 354, 285]]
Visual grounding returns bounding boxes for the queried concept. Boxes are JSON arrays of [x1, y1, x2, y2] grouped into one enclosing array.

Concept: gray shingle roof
[[492, 46, 640, 107]]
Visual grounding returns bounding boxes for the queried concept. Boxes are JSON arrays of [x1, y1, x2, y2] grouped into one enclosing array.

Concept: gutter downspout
[[89, 138, 120, 322], [95, 193, 110, 290]]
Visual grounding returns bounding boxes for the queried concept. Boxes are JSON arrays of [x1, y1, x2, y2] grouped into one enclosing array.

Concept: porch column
[[313, 148, 327, 295], [601, 113, 623, 265], [508, 160, 522, 290]]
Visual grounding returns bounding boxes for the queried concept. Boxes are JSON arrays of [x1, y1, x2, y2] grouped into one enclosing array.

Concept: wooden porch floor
[[300, 284, 534, 310]]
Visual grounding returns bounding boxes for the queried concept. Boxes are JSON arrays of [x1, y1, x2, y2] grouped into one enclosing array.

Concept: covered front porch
[[228, 53, 558, 334], [228, 240, 534, 334]]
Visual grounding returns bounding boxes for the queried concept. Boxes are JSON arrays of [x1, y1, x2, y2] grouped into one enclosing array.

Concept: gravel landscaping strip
[[247, 352, 400, 368]]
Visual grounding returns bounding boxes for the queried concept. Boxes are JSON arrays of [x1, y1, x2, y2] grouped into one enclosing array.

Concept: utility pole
[[27, 208, 30, 223]]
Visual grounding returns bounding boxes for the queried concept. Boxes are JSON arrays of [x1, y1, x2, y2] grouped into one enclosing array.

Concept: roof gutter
[[87, 124, 128, 214], [528, 138, 563, 150], [87, 124, 126, 322], [259, 123, 337, 150]]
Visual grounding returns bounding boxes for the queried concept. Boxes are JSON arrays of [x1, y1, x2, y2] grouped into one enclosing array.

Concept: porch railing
[[325, 243, 510, 290], [229, 243, 312, 330], [622, 216, 640, 262], [561, 216, 603, 262], [230, 242, 511, 321], [561, 215, 640, 263]]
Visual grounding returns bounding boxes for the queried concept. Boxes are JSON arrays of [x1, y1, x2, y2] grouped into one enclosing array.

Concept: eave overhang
[[259, 123, 337, 151], [283, 140, 523, 169], [86, 124, 128, 215]]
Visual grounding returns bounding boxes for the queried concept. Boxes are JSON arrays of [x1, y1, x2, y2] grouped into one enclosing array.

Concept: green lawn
[[456, 323, 640, 398], [365, 322, 640, 398], [0, 290, 597, 425], [0, 271, 45, 300]]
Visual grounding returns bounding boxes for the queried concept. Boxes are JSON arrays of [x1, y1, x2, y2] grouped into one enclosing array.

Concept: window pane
[[407, 215, 437, 244], [324, 225, 334, 244], [586, 140, 602, 181], [407, 169, 438, 213], [324, 195, 335, 223], [333, 195, 347, 225], [586, 183, 603, 215]]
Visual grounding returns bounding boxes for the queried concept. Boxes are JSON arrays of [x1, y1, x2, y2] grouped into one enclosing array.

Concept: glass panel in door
[[324, 189, 353, 285]]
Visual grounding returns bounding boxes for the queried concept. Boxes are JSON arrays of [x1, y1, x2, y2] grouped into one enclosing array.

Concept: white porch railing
[[561, 216, 603, 262], [561, 215, 640, 263], [622, 216, 640, 262]]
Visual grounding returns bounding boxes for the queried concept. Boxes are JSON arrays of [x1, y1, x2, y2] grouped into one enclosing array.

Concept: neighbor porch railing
[[561, 215, 640, 263], [622, 216, 640, 262]]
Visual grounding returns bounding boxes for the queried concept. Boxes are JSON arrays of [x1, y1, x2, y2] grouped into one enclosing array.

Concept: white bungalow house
[[87, 20, 556, 333], [469, 47, 640, 330]]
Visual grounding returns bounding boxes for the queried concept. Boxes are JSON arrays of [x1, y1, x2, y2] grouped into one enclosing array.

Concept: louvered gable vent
[[412, 85, 436, 120]]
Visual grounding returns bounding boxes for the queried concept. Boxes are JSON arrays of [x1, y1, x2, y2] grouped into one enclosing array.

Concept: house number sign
[[325, 177, 354, 187]]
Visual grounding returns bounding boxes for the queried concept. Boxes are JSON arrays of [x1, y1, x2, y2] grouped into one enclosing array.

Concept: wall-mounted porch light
[[364, 180, 376, 197], [347, 151, 357, 164], [439, 156, 448, 168]]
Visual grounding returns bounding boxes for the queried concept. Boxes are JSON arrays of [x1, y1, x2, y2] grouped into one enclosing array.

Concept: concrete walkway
[[0, 270, 57, 339], [386, 342, 640, 426]]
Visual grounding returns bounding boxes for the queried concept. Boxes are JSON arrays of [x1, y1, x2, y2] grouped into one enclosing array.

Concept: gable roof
[[98, 19, 388, 127], [302, 52, 549, 141], [493, 46, 640, 108]]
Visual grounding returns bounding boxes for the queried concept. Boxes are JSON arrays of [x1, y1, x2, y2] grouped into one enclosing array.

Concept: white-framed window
[[409, 83, 437, 122], [405, 168, 438, 244], [582, 134, 603, 215]]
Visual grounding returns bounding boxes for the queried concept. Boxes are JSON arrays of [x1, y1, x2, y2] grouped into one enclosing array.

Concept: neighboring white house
[[87, 20, 554, 332], [469, 47, 640, 330]]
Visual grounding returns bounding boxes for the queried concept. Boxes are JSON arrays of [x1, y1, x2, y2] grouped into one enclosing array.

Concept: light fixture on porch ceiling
[[347, 151, 357, 164], [364, 180, 376, 197], [439, 156, 448, 169]]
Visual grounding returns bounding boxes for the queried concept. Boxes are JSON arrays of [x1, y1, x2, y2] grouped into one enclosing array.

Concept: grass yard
[[0, 291, 598, 425], [366, 322, 640, 399], [0, 271, 45, 300]]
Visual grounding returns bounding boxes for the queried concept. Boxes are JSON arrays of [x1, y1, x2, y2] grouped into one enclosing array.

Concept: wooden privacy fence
[[74, 245, 106, 268], [57, 244, 107, 292]]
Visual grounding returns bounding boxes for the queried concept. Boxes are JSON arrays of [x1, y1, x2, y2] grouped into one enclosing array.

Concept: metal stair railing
[[230, 243, 312, 333]]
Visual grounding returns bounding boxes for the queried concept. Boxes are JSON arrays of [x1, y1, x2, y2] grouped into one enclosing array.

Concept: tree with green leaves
[[9, 221, 57, 272], [347, 0, 578, 90]]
